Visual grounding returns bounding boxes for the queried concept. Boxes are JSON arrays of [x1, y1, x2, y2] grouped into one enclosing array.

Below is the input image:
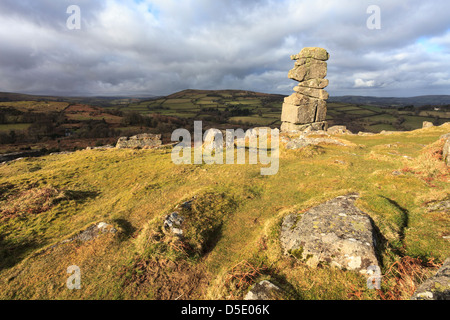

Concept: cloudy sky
[[0, 0, 449, 97]]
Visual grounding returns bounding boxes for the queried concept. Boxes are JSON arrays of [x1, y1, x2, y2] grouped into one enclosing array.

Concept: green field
[[111, 90, 284, 128], [0, 90, 449, 154], [0, 123, 31, 132], [368, 123, 397, 132], [345, 109, 377, 115], [229, 116, 278, 126]]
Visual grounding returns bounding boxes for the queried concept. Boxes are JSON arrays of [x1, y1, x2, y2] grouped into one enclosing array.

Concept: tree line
[[0, 106, 189, 146]]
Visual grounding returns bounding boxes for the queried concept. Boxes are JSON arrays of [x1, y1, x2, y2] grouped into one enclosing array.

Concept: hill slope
[[1, 123, 448, 300], [329, 95, 450, 107]]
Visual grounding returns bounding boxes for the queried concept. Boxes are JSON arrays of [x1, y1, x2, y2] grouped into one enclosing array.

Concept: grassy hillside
[[329, 95, 450, 107], [108, 89, 285, 127], [0, 124, 448, 300], [326, 102, 449, 133]]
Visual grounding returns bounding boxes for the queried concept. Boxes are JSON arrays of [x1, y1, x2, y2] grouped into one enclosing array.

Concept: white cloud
[[0, 0, 449, 97], [354, 79, 376, 88]]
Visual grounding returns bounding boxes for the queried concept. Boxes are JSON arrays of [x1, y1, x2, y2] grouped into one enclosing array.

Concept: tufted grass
[[0, 123, 448, 299]]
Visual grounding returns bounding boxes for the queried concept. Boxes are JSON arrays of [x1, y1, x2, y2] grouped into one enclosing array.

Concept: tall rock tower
[[280, 47, 330, 132]]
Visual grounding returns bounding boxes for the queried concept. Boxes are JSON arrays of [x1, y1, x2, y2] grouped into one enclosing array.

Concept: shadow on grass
[[0, 182, 16, 201], [368, 216, 389, 269], [380, 196, 409, 249], [112, 218, 137, 240], [202, 224, 224, 256], [0, 235, 40, 272], [268, 273, 306, 300], [63, 190, 100, 203]]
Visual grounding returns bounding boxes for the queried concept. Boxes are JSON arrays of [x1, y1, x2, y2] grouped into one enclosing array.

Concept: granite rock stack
[[281, 47, 330, 132]]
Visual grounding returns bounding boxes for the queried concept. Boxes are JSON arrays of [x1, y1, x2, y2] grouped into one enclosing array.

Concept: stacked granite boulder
[[281, 47, 330, 132]]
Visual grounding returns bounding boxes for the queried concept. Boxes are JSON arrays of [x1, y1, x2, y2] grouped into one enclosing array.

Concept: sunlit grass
[[0, 123, 449, 299]]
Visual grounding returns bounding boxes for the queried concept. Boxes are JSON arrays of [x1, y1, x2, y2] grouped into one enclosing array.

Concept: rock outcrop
[[284, 136, 352, 150], [244, 280, 283, 300], [423, 121, 434, 128], [43, 222, 117, 253], [280, 194, 380, 274], [426, 199, 450, 213], [203, 127, 280, 151], [411, 257, 450, 300], [327, 125, 352, 135], [70, 222, 117, 242], [441, 133, 450, 166], [116, 133, 162, 149], [163, 212, 185, 238], [202, 129, 232, 151], [282, 130, 354, 150], [281, 47, 330, 133]]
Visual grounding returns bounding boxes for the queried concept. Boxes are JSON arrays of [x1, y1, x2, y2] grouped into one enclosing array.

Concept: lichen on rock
[[280, 194, 380, 274], [411, 257, 450, 300], [116, 133, 162, 149], [281, 47, 330, 133]]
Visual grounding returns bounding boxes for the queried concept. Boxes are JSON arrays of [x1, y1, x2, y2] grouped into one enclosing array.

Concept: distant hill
[[3, 90, 450, 107], [0, 92, 156, 107], [165, 88, 285, 99], [328, 95, 450, 107]]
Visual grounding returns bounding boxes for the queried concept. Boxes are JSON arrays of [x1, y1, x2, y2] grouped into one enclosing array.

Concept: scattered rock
[[163, 212, 185, 237], [203, 127, 279, 151], [284, 136, 352, 149], [42, 222, 117, 253], [244, 280, 283, 300], [305, 129, 329, 136], [66, 221, 117, 242], [358, 131, 375, 136], [280, 194, 380, 274], [422, 121, 434, 128], [411, 257, 450, 300], [441, 133, 450, 166], [328, 125, 352, 135], [426, 200, 450, 213], [116, 133, 162, 149], [86, 145, 114, 150]]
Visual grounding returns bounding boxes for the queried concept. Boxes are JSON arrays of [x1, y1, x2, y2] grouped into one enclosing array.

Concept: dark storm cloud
[[0, 0, 448, 97]]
